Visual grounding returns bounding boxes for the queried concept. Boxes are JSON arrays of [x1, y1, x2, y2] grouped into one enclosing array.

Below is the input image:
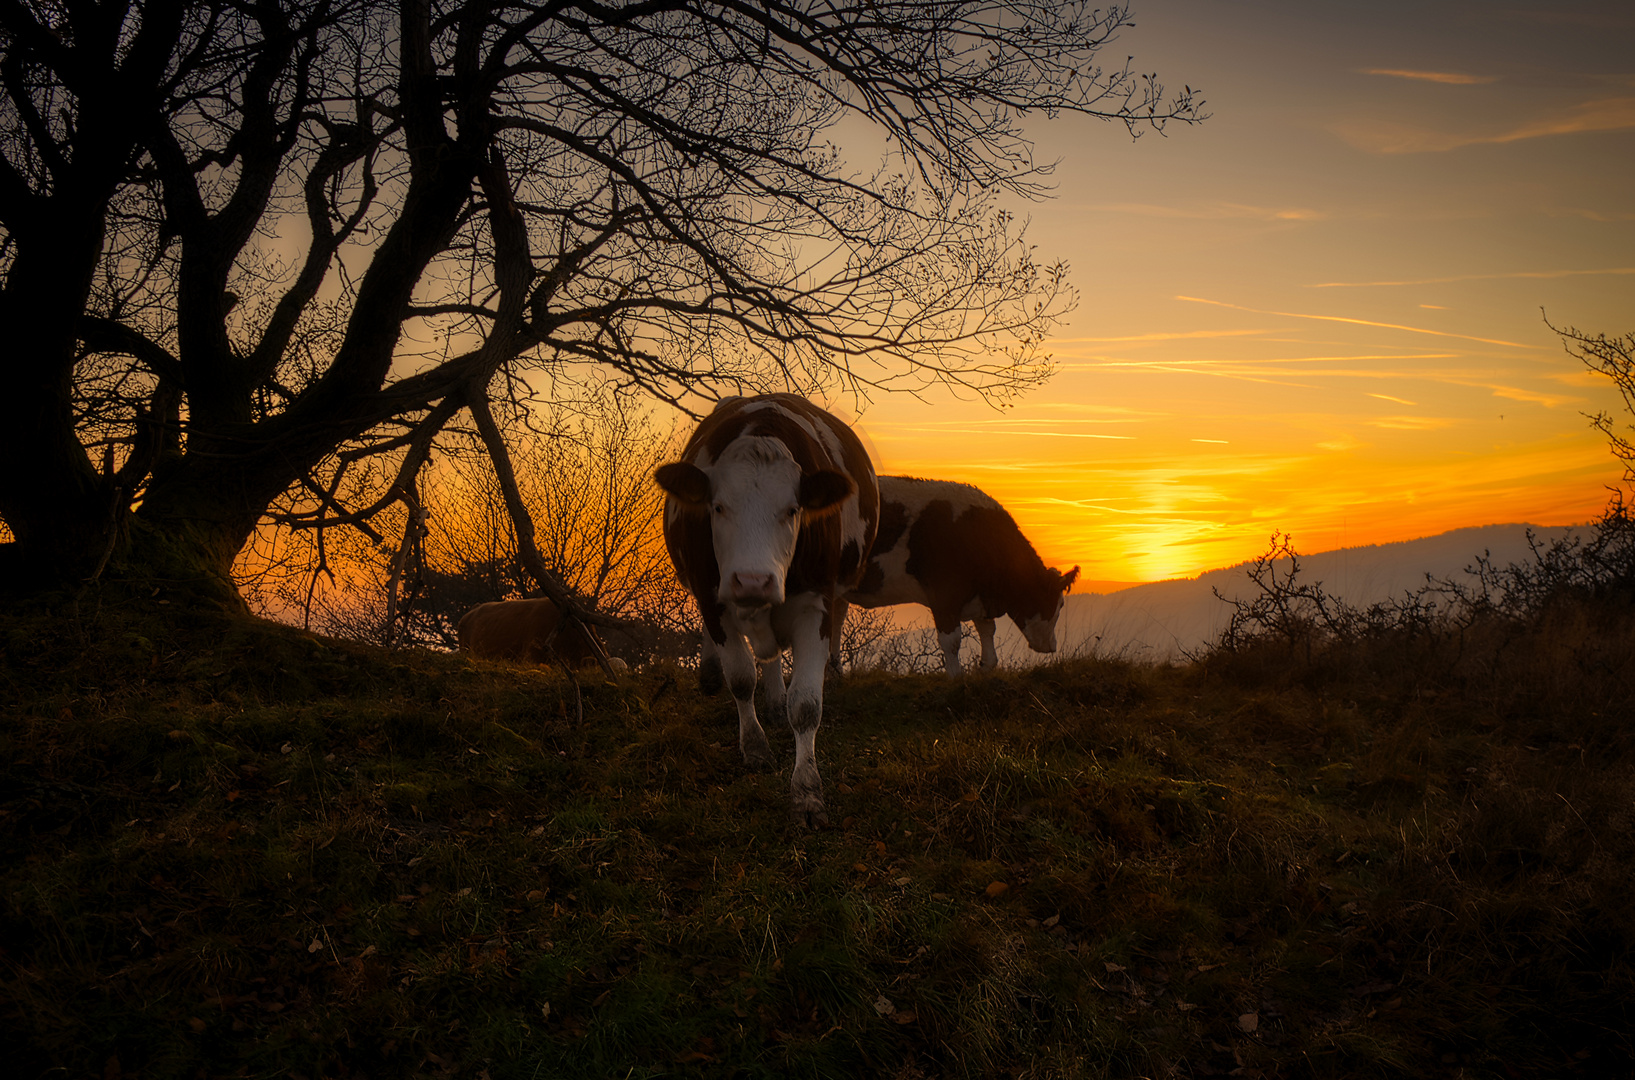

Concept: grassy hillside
[[2, 598, 1631, 1079]]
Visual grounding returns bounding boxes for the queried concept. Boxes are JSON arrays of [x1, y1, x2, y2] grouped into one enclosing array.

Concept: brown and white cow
[[834, 476, 1079, 676], [656, 394, 879, 826], [457, 598, 609, 668]]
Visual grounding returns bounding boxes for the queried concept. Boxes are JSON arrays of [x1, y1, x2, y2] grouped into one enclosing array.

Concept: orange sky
[[841, 0, 1634, 583]]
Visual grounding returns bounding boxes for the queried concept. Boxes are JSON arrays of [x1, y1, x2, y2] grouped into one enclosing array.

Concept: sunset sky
[[849, 0, 1634, 585]]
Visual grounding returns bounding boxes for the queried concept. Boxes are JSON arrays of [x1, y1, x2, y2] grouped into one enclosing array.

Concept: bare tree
[[0, 0, 1203, 609]]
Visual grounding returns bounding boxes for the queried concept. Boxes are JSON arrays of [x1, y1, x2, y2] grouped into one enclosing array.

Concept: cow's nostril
[[731, 572, 777, 602]]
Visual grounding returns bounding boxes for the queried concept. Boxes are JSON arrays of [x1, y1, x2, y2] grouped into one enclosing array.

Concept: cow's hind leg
[[720, 629, 774, 771], [975, 617, 999, 670], [759, 654, 787, 725], [747, 615, 787, 726], [937, 623, 964, 677], [827, 597, 850, 679], [783, 594, 832, 827], [698, 632, 725, 695]]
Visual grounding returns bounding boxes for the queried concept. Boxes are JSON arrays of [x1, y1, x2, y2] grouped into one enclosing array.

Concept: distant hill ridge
[[881, 523, 1584, 664]]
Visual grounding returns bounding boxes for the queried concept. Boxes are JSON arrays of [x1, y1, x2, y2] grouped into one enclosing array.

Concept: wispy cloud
[[1088, 202, 1325, 221], [1361, 68, 1497, 85], [1467, 383, 1575, 408], [1368, 393, 1418, 406], [1175, 295, 1533, 348], [1369, 416, 1458, 430], [1051, 329, 1270, 344], [899, 416, 1146, 427], [1547, 207, 1635, 223], [1334, 96, 1635, 153], [1309, 267, 1635, 288], [892, 426, 1136, 440]]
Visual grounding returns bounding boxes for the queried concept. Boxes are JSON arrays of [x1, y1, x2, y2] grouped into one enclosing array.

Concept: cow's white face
[[707, 444, 804, 612], [657, 437, 853, 615], [1017, 565, 1079, 654], [1020, 593, 1067, 653]]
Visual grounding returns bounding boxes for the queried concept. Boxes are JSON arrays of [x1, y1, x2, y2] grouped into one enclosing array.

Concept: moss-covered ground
[[2, 601, 1631, 1078]]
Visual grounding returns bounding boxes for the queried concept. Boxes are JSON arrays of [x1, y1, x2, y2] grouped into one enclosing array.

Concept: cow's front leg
[[783, 593, 832, 827], [719, 621, 773, 771], [975, 617, 999, 670]]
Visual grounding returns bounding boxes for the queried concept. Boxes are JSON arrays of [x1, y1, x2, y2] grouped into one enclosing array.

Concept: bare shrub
[[238, 385, 691, 664]]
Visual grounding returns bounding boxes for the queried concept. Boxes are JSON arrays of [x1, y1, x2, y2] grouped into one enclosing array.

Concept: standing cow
[[457, 598, 609, 668], [834, 476, 1079, 676], [656, 394, 879, 826]]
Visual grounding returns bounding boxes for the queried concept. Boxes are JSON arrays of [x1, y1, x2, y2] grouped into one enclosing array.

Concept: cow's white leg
[[939, 625, 964, 677], [827, 596, 849, 677], [783, 592, 831, 827], [719, 620, 773, 771], [975, 617, 999, 670]]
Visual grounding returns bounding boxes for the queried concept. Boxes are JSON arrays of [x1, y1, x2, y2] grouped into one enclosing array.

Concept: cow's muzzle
[[729, 571, 780, 609]]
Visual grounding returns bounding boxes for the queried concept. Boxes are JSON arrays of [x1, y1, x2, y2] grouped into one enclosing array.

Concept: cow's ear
[[1060, 566, 1081, 591], [798, 469, 854, 514], [656, 462, 711, 506]]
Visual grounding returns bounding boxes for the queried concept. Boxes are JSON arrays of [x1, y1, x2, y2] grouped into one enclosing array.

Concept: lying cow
[[834, 476, 1079, 676], [657, 394, 879, 827], [456, 598, 609, 669]]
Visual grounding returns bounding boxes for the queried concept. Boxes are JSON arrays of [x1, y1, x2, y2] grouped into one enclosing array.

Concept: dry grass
[[1, 591, 1631, 1079]]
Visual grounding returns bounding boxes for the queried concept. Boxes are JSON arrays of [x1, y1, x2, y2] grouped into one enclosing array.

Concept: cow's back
[[850, 476, 1040, 614]]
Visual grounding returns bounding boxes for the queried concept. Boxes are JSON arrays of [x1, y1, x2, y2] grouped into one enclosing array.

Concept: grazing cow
[[457, 598, 608, 668], [834, 476, 1079, 676], [657, 394, 879, 826]]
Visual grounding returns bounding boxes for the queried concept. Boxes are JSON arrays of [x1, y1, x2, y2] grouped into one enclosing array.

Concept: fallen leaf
[[873, 994, 895, 1016], [891, 1010, 917, 1025], [894, 876, 912, 887], [1104, 962, 1126, 974], [985, 881, 1009, 898], [1238, 1012, 1259, 1033], [308, 938, 323, 954], [187, 1017, 206, 1033]]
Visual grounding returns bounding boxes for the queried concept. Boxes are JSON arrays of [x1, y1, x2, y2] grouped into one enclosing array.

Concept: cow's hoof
[[741, 734, 775, 772], [698, 655, 724, 695], [788, 801, 830, 829]]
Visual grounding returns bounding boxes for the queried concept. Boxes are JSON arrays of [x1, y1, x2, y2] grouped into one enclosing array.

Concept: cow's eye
[[787, 507, 799, 519], [712, 503, 725, 515]]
